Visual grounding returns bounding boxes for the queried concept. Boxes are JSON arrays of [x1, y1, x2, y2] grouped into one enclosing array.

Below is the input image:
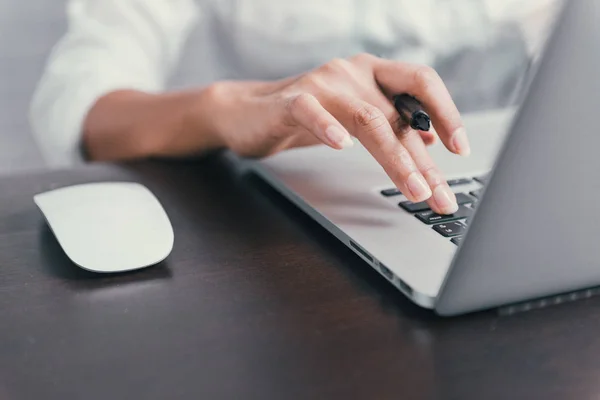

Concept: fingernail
[[325, 126, 354, 149], [452, 127, 471, 156], [433, 185, 458, 214], [406, 172, 432, 202]]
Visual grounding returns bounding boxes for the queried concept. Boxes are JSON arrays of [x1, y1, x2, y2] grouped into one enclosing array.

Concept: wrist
[[152, 79, 277, 157], [196, 80, 285, 153], [184, 82, 231, 151], [145, 86, 230, 157]]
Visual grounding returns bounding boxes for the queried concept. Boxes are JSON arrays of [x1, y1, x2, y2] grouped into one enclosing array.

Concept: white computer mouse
[[34, 182, 174, 273]]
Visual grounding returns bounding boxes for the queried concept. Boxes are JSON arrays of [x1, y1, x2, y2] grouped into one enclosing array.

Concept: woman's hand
[[208, 54, 469, 214], [84, 54, 469, 214]]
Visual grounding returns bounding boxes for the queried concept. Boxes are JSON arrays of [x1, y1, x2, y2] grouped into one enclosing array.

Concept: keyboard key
[[415, 205, 473, 224], [447, 178, 472, 186], [451, 237, 463, 245], [399, 192, 475, 213], [464, 202, 477, 210], [381, 188, 402, 197], [474, 174, 490, 184], [433, 221, 467, 237], [399, 200, 431, 213], [470, 189, 483, 198]]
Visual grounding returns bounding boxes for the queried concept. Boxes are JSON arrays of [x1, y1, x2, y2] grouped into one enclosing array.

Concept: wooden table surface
[[0, 155, 597, 400]]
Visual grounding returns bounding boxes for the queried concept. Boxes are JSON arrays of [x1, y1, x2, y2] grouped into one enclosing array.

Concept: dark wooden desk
[[0, 154, 597, 400]]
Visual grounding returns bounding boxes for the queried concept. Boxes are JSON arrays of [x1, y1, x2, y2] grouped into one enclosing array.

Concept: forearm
[[82, 87, 226, 161]]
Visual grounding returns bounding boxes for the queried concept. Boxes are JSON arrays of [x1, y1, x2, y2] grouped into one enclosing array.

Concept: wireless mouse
[[34, 182, 174, 273]]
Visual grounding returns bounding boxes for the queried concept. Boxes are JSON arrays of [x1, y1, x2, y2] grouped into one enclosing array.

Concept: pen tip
[[411, 112, 431, 131]]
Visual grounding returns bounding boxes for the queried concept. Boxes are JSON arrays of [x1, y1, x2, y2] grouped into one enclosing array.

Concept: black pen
[[393, 94, 431, 132]]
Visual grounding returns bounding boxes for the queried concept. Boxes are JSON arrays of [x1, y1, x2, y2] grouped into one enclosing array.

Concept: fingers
[[277, 57, 464, 213], [362, 91, 456, 213], [368, 90, 437, 146], [324, 95, 432, 203], [419, 128, 437, 146], [396, 125, 458, 214], [284, 93, 354, 150], [372, 60, 471, 156]]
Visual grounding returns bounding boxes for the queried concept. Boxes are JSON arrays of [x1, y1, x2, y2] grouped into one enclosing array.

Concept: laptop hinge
[[497, 286, 600, 316]]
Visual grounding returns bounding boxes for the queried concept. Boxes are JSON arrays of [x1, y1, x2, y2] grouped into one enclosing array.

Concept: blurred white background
[[0, 0, 68, 173]]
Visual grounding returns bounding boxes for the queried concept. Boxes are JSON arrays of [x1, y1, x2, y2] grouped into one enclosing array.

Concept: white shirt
[[29, 0, 559, 167]]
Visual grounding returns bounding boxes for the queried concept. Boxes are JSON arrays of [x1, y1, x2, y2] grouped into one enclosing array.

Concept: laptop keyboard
[[470, 189, 483, 198], [380, 178, 475, 199], [415, 205, 473, 224], [382, 174, 489, 245], [451, 236, 463, 245], [399, 192, 474, 213]]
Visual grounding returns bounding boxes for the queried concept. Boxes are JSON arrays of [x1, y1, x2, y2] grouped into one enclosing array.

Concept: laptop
[[251, 1, 600, 316]]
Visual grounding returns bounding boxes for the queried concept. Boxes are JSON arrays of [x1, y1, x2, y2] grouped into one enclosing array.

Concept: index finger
[[323, 95, 433, 204], [373, 60, 471, 157]]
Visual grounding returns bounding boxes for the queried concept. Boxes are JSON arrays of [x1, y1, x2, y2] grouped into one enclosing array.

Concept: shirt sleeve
[[29, 0, 199, 168]]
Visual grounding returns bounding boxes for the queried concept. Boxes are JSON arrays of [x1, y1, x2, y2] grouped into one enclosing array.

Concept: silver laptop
[[251, 1, 600, 316]]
